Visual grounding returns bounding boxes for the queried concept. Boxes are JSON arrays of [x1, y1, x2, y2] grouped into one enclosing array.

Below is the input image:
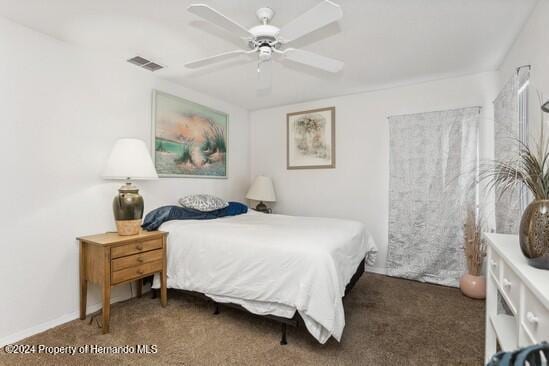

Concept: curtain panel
[[493, 76, 520, 234], [493, 66, 530, 234], [386, 107, 480, 287]]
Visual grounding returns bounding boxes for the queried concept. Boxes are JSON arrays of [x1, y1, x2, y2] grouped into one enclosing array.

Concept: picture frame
[[151, 90, 229, 178], [287, 107, 336, 169]]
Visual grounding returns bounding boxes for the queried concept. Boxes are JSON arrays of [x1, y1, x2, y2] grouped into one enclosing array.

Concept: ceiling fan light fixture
[[258, 46, 272, 61]]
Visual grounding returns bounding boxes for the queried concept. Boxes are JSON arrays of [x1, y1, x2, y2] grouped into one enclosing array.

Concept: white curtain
[[386, 107, 480, 287], [493, 66, 530, 234]]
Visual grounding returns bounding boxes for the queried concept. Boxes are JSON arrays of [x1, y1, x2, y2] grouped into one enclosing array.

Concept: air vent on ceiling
[[127, 56, 164, 72], [142, 62, 163, 72]]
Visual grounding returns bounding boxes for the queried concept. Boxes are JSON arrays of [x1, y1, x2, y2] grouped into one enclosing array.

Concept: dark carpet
[[0, 274, 485, 365]]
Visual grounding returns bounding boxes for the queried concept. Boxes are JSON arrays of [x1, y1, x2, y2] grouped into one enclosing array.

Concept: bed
[[152, 209, 377, 344]]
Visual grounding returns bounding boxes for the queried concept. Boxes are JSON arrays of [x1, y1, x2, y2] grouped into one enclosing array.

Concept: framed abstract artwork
[[152, 90, 228, 178], [287, 107, 335, 169]]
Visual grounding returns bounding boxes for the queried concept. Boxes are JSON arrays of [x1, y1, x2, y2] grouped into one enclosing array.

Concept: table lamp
[[102, 138, 158, 235], [246, 175, 276, 213]]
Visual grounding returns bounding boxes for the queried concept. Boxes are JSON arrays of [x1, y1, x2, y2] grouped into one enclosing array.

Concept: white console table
[[485, 233, 549, 362]]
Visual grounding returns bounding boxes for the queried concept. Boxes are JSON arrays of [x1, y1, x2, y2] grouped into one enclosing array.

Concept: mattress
[[152, 210, 377, 343]]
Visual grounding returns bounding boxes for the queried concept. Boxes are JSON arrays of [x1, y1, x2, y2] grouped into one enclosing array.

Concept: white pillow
[[179, 194, 229, 212]]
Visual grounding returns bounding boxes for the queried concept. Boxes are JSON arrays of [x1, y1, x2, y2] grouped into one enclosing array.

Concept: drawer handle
[[136, 244, 143, 250], [137, 269, 144, 275], [137, 256, 144, 263], [526, 312, 539, 325], [490, 259, 497, 267], [503, 278, 512, 288]]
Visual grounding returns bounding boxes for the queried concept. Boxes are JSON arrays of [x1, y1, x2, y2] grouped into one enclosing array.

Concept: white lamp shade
[[102, 138, 158, 180], [246, 176, 276, 202]]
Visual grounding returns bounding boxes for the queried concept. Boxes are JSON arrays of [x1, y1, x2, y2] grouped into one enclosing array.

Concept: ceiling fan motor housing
[[249, 24, 279, 46]]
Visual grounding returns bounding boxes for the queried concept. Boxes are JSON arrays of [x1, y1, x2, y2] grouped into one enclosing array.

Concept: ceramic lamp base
[[255, 201, 269, 213], [116, 219, 141, 236]]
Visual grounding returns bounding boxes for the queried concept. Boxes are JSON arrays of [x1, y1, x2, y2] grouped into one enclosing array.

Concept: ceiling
[[0, 0, 539, 110]]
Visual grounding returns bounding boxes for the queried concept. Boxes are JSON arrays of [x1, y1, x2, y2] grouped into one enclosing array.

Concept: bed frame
[[152, 257, 366, 345]]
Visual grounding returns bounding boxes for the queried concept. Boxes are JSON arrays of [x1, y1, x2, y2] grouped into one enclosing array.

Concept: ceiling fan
[[185, 1, 344, 90]]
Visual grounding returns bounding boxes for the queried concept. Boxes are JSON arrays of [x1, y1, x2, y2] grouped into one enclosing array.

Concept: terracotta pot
[[519, 199, 549, 269], [459, 273, 486, 299]]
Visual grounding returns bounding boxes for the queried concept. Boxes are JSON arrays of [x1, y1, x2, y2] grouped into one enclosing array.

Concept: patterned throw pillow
[[178, 194, 229, 212]]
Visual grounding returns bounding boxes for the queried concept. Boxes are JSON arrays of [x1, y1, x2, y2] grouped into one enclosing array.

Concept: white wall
[[0, 17, 250, 344], [499, 0, 549, 96], [250, 72, 499, 273]]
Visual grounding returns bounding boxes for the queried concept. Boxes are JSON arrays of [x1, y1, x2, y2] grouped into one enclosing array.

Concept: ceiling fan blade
[[257, 61, 272, 91], [188, 4, 252, 39], [282, 48, 343, 73], [278, 1, 342, 43], [185, 49, 251, 68]]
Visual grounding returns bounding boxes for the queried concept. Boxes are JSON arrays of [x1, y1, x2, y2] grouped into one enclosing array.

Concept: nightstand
[[77, 230, 168, 334]]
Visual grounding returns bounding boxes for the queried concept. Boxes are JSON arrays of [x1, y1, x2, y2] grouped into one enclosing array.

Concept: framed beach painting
[[287, 107, 335, 169], [152, 90, 228, 178]]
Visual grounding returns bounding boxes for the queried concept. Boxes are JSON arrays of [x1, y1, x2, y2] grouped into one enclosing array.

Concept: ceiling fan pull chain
[[257, 59, 266, 73]]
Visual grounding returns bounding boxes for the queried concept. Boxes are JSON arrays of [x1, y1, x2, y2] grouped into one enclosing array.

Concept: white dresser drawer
[[488, 248, 501, 285], [522, 287, 549, 343], [501, 262, 521, 314]]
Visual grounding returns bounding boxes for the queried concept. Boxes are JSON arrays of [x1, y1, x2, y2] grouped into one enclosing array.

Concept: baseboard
[[365, 266, 386, 275], [0, 294, 131, 347]]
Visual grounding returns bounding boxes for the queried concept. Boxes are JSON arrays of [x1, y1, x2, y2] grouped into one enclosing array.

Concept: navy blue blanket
[[142, 201, 248, 231]]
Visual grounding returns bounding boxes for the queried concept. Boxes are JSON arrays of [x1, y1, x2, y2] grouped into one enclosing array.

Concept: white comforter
[[153, 211, 377, 343]]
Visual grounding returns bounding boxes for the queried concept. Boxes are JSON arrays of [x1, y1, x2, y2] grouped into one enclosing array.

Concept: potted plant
[[460, 208, 487, 299], [480, 136, 549, 269]]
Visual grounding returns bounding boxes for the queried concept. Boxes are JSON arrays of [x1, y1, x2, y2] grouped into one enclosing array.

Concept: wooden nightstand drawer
[[111, 260, 163, 284], [111, 238, 162, 258], [111, 249, 163, 271]]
